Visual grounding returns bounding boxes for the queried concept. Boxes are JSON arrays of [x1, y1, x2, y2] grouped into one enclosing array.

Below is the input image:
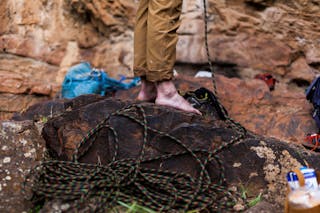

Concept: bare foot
[[155, 80, 202, 115], [137, 79, 157, 102]]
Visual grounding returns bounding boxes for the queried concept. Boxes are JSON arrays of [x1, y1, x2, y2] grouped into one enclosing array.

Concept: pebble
[[3, 157, 11, 164], [52, 203, 59, 210], [233, 162, 242, 168], [61, 204, 70, 211], [20, 139, 27, 146], [234, 204, 245, 211], [24, 152, 32, 158]]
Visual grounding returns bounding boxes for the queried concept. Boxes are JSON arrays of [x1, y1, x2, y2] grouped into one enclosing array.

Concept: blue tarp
[[61, 62, 140, 99]]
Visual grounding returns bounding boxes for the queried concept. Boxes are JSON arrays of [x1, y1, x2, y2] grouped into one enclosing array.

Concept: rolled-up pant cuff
[[134, 67, 173, 82], [146, 70, 173, 82], [133, 66, 148, 77]]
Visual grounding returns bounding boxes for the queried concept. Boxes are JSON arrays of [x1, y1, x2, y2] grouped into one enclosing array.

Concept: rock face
[[213, 75, 318, 144], [0, 0, 319, 120], [0, 0, 135, 120], [0, 120, 45, 213], [179, 0, 320, 73]]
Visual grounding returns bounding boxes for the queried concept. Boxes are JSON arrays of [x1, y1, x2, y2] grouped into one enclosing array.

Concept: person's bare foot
[[137, 79, 157, 102], [155, 80, 202, 115]]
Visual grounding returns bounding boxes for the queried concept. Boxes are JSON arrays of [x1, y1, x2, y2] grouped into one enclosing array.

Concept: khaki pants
[[133, 0, 183, 82]]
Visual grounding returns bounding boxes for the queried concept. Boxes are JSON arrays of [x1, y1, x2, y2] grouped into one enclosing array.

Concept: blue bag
[[61, 62, 140, 99], [306, 77, 320, 129]]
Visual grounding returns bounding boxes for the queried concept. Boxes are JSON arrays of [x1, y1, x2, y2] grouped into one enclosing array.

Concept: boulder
[[31, 95, 320, 211]]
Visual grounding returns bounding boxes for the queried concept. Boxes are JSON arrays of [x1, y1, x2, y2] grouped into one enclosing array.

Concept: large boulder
[[28, 95, 320, 211]]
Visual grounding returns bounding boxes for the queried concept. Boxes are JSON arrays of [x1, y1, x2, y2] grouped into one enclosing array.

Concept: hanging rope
[[202, 0, 247, 143]]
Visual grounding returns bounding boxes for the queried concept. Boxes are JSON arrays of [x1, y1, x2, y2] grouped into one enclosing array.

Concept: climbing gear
[[182, 87, 227, 120], [306, 76, 320, 130], [254, 73, 277, 91], [303, 133, 320, 152], [61, 62, 140, 99], [202, 0, 246, 135]]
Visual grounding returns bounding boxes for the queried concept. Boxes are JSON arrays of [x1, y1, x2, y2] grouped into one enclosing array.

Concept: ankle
[[137, 78, 157, 102], [156, 80, 178, 99]]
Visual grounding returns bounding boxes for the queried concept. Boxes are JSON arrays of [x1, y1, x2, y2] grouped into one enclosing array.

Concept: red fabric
[[254, 73, 276, 90]]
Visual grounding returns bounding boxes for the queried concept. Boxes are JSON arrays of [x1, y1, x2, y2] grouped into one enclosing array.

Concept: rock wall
[[179, 0, 320, 77], [0, 0, 319, 138], [0, 0, 136, 119]]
